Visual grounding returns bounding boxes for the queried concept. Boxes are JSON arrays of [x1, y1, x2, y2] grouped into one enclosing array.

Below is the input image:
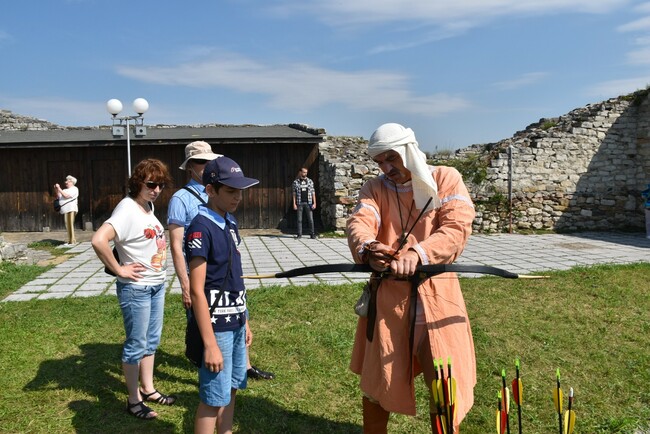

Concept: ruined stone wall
[[468, 95, 650, 232], [318, 94, 650, 233], [0, 110, 62, 131], [318, 137, 379, 233]]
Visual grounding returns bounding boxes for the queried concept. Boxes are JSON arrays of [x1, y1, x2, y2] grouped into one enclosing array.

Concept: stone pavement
[[2, 231, 649, 302]]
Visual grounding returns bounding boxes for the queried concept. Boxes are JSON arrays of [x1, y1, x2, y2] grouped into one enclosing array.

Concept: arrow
[[511, 358, 523, 434], [438, 358, 452, 434], [501, 368, 511, 434], [389, 196, 434, 260], [447, 358, 457, 434], [242, 263, 550, 280], [553, 368, 564, 434], [496, 391, 507, 434], [563, 387, 576, 434], [432, 359, 446, 434]]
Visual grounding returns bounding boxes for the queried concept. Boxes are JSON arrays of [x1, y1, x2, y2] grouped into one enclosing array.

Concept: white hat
[[368, 123, 441, 210], [179, 141, 222, 170]]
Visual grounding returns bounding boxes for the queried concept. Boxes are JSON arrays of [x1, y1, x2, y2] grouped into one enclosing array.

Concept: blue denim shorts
[[198, 325, 247, 407], [116, 281, 165, 364]]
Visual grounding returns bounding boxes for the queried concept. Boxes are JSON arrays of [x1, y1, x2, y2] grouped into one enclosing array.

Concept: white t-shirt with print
[[106, 197, 167, 285]]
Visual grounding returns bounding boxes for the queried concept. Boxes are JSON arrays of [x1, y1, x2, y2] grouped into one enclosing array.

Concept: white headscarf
[[367, 123, 441, 210]]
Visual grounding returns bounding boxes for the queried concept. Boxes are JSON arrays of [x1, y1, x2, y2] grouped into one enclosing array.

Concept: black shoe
[[247, 366, 275, 380], [310, 234, 317, 239], [296, 235, 302, 239]]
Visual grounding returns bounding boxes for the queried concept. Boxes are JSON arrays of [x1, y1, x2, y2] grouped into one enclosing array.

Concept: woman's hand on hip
[[117, 262, 146, 280]]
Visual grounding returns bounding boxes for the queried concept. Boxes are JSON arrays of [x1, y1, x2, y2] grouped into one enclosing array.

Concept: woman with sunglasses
[[92, 158, 176, 420]]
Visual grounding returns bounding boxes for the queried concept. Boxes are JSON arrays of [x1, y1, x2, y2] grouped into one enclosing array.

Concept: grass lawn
[[0, 262, 649, 433]]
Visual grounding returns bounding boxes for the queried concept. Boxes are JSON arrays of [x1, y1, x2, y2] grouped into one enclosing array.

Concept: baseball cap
[[202, 157, 259, 189], [179, 141, 222, 169]]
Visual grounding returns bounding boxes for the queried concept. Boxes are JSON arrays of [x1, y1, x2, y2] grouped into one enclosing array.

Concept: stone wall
[[318, 137, 379, 233], [0, 110, 62, 131], [318, 93, 650, 233], [465, 94, 650, 232]]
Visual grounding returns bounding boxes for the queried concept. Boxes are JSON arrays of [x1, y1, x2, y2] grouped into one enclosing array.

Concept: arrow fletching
[[553, 369, 563, 413], [511, 378, 523, 404], [554, 368, 564, 434], [563, 387, 576, 434], [563, 410, 576, 434]]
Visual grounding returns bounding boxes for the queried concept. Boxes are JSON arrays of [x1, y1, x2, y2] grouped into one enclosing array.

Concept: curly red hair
[[127, 158, 174, 198]]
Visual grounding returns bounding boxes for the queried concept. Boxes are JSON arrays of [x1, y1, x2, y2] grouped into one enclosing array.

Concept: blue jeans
[[297, 202, 314, 236], [198, 325, 248, 407], [116, 281, 166, 364]]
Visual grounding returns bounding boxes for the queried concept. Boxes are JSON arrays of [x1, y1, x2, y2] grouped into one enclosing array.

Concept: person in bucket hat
[[169, 141, 223, 310]]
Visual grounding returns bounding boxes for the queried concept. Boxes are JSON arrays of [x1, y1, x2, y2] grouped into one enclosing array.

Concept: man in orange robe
[[347, 123, 476, 433]]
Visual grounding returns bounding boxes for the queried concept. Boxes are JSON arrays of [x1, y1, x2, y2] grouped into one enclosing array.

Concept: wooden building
[[0, 124, 324, 232]]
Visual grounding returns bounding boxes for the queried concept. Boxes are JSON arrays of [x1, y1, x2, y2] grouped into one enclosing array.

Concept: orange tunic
[[347, 166, 476, 422]]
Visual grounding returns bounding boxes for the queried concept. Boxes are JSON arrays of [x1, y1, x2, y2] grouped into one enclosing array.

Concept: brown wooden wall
[[0, 141, 319, 232]]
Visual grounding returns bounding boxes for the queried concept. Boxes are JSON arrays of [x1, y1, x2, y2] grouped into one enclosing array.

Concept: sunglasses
[[144, 181, 165, 190]]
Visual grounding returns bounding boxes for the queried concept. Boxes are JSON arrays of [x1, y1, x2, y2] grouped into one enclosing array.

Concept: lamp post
[[106, 98, 149, 176]]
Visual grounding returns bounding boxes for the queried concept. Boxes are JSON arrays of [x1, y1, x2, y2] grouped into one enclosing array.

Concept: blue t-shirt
[[167, 179, 208, 229], [185, 206, 247, 332]]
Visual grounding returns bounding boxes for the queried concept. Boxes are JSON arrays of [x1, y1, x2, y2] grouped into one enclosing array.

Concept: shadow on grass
[[235, 395, 361, 433], [24, 343, 184, 433], [23, 342, 361, 433]]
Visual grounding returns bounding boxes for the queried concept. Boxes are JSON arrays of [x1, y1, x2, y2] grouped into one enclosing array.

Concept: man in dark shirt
[[291, 167, 317, 239]]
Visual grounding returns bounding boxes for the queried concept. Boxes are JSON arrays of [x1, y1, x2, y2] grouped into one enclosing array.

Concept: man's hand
[[245, 322, 253, 347], [390, 249, 420, 278], [204, 345, 224, 373], [366, 242, 393, 271], [180, 281, 192, 309], [366, 243, 420, 278]]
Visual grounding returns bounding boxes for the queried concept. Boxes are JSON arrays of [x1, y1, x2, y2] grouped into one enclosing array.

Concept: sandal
[[126, 400, 157, 420], [140, 389, 177, 406]]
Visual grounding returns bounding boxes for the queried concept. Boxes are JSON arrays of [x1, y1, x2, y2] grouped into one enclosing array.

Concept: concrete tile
[[3, 293, 40, 301], [38, 292, 70, 300]]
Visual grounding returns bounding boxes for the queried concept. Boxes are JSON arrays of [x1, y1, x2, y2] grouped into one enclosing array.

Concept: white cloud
[[586, 77, 650, 99], [633, 2, 650, 13], [634, 35, 650, 45], [626, 47, 650, 64], [116, 54, 471, 117], [492, 72, 549, 91], [367, 24, 471, 54], [267, 0, 626, 28], [0, 30, 11, 43], [618, 16, 650, 32]]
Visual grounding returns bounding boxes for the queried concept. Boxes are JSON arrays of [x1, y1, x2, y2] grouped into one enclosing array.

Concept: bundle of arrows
[[495, 361, 576, 434], [432, 357, 457, 434]]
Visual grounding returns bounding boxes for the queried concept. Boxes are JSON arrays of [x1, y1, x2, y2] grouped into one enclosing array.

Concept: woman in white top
[[54, 175, 79, 245], [92, 158, 176, 420]]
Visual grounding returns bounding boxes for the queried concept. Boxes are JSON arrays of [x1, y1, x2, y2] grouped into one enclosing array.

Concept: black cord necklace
[[393, 181, 415, 245]]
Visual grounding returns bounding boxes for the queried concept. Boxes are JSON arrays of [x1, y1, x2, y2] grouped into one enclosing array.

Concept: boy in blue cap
[[185, 157, 259, 433]]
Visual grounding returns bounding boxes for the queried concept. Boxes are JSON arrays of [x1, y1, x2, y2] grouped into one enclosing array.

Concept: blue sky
[[1, 0, 649, 152]]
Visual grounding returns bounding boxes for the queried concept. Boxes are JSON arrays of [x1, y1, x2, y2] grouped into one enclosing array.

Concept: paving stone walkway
[[3, 232, 649, 302]]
